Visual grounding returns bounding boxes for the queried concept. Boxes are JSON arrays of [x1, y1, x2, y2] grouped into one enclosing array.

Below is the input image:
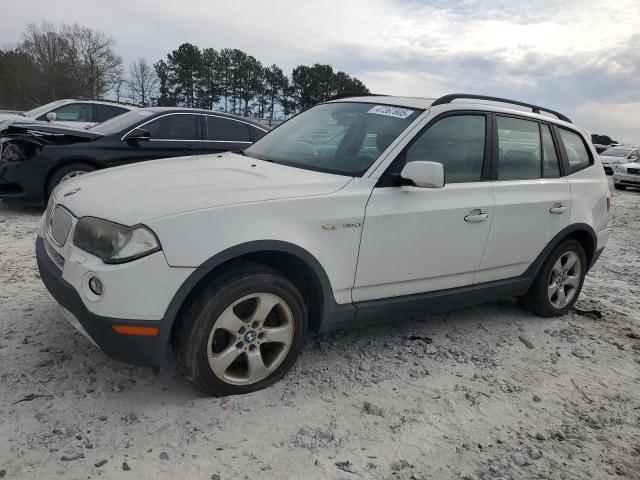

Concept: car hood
[[54, 152, 353, 224], [2, 122, 103, 140], [599, 154, 628, 163], [0, 113, 26, 129]]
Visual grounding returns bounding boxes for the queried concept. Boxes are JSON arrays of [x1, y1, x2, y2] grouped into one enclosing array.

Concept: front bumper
[[0, 158, 47, 205], [613, 171, 640, 186], [36, 236, 166, 366]]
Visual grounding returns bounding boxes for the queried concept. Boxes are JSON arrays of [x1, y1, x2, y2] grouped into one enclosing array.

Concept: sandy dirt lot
[[0, 179, 639, 480]]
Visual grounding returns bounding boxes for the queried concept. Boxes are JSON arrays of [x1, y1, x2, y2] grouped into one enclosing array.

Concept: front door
[[353, 113, 494, 302], [111, 113, 201, 166]]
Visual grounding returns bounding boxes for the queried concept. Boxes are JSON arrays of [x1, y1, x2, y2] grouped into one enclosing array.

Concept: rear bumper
[[590, 228, 609, 270], [36, 236, 165, 366]]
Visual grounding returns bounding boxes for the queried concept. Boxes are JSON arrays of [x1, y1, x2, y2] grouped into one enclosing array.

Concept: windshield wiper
[[230, 149, 246, 156]]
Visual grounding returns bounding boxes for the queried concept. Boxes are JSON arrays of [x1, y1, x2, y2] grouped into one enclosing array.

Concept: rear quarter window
[[559, 128, 592, 172]]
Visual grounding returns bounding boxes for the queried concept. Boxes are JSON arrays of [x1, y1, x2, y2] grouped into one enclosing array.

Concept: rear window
[[206, 116, 251, 142], [97, 105, 128, 122], [559, 129, 591, 171]]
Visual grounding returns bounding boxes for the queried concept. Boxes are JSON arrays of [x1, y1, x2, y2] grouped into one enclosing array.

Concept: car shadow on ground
[[25, 293, 543, 407]]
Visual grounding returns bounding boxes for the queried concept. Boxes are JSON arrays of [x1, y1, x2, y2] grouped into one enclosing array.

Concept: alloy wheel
[[60, 170, 88, 183], [206, 293, 295, 385], [547, 251, 582, 309]]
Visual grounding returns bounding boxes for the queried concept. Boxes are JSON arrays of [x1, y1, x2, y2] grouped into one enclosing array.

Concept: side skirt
[[351, 276, 532, 327]]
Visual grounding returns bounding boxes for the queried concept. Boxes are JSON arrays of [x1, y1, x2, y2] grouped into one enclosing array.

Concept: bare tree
[[127, 57, 157, 106], [62, 23, 122, 98], [20, 22, 74, 100], [113, 69, 126, 102]]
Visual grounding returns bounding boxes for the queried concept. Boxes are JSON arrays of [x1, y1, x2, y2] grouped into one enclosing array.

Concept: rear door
[[475, 116, 571, 283], [201, 115, 254, 154]]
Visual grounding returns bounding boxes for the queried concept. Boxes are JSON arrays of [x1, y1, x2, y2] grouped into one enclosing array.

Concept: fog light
[[88, 276, 104, 296]]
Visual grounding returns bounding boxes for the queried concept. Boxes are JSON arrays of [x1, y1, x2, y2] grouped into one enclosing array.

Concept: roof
[[139, 107, 268, 128], [329, 94, 575, 127]]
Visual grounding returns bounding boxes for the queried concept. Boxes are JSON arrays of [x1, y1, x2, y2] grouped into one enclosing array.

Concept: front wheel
[[522, 239, 586, 317], [174, 263, 307, 396], [46, 163, 95, 197]]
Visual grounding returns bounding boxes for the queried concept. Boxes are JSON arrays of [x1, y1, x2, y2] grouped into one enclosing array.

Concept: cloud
[[1, 0, 639, 141]]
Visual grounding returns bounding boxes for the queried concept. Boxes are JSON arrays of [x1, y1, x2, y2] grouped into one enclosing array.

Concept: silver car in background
[[613, 158, 640, 190], [599, 146, 639, 174]]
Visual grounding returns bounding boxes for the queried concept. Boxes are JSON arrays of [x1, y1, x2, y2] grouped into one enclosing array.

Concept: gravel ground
[[0, 179, 639, 480]]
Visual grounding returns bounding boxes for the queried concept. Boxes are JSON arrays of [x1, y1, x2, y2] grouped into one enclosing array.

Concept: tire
[[522, 239, 586, 317], [46, 163, 95, 197], [173, 262, 308, 396], [614, 184, 626, 190]]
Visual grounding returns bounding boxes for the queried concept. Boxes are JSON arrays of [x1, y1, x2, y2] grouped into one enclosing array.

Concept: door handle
[[464, 211, 489, 223], [549, 204, 567, 214]]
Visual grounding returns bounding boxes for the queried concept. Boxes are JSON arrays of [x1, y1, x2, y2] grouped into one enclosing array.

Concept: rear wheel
[[614, 183, 626, 190], [174, 263, 307, 396], [46, 163, 95, 197], [522, 239, 586, 317]]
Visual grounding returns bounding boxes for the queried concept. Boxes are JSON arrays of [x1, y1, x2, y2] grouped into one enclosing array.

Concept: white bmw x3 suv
[[36, 94, 610, 396]]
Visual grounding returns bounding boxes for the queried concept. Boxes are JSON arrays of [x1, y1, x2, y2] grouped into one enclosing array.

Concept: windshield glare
[[23, 100, 70, 118], [244, 102, 422, 176], [602, 148, 633, 157], [90, 109, 153, 135]]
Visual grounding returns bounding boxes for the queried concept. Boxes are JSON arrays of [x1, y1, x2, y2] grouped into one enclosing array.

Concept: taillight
[[606, 197, 611, 212]]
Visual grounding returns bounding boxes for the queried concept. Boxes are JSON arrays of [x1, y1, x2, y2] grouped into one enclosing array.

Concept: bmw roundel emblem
[[63, 187, 82, 197]]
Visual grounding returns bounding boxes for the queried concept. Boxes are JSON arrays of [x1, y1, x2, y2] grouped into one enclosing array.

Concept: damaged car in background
[[0, 98, 137, 130], [0, 108, 268, 205]]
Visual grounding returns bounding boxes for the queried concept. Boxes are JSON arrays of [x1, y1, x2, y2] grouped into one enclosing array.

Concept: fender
[[155, 240, 356, 358], [523, 223, 597, 278]]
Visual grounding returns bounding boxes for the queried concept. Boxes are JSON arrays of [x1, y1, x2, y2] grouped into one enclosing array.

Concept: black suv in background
[[0, 108, 268, 205]]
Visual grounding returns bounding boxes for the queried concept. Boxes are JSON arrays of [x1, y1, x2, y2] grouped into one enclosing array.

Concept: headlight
[[73, 217, 161, 264], [616, 166, 626, 173]]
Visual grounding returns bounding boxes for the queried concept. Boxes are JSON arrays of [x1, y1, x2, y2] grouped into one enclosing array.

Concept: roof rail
[[329, 92, 386, 101], [431, 94, 571, 123]]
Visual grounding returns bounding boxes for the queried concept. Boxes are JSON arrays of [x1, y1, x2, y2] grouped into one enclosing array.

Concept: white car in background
[[612, 159, 640, 190], [599, 146, 639, 174], [0, 99, 137, 131]]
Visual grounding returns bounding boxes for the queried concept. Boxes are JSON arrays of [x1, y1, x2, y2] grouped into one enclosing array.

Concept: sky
[[2, 0, 639, 143]]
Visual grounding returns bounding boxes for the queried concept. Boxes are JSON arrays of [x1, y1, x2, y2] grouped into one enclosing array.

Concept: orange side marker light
[[112, 325, 159, 336]]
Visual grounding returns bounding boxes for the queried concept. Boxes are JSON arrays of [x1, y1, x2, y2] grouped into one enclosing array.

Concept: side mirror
[[400, 161, 444, 188], [124, 128, 151, 142], [45, 112, 57, 122]]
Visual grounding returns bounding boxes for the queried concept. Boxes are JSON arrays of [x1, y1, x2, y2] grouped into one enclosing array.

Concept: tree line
[[0, 22, 368, 118]]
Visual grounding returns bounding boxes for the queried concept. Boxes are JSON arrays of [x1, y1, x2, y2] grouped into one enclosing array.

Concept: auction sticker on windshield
[[367, 105, 415, 119]]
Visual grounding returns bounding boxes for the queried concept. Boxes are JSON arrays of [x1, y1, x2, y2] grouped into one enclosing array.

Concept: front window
[[145, 114, 199, 140], [404, 114, 486, 183], [23, 100, 69, 118], [43, 103, 96, 122], [244, 102, 422, 176]]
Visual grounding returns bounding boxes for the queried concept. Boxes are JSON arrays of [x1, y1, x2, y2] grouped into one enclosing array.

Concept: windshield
[[244, 102, 423, 176], [601, 147, 633, 157], [90, 109, 154, 135], [23, 100, 70, 118]]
